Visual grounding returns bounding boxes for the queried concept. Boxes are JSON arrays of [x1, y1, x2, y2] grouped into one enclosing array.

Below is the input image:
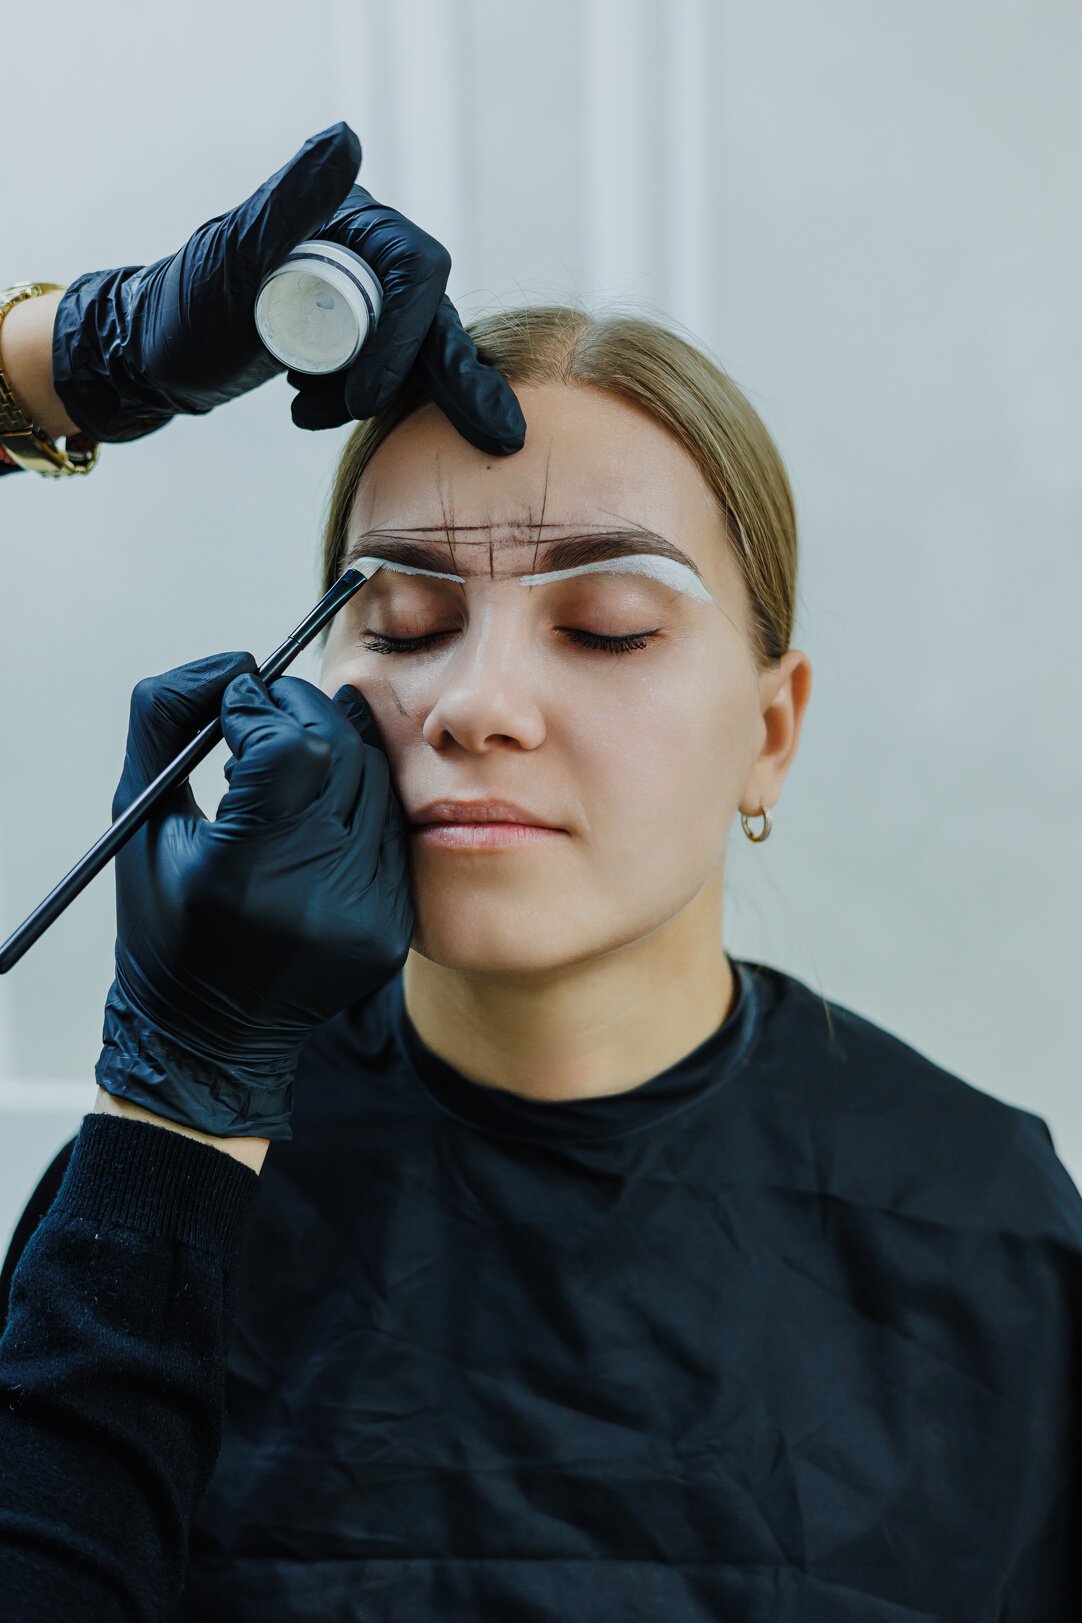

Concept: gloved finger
[[216, 672, 337, 826], [246, 675, 366, 825], [330, 684, 401, 862], [115, 650, 258, 817], [222, 122, 363, 291], [287, 375, 354, 431], [341, 232, 452, 419], [329, 689, 398, 837], [343, 704, 404, 891], [332, 683, 382, 754], [215, 665, 381, 830], [413, 295, 527, 456]]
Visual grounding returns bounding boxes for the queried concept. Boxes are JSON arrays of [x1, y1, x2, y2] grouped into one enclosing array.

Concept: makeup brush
[[0, 563, 384, 974]]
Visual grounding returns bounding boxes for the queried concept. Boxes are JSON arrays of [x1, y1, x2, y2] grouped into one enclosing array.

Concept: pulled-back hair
[[320, 305, 797, 669]]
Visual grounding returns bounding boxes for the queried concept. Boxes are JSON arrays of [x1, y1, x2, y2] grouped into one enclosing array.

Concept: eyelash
[[359, 628, 662, 657]]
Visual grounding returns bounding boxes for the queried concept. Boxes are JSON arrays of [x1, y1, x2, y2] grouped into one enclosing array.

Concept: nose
[[419, 595, 548, 753]]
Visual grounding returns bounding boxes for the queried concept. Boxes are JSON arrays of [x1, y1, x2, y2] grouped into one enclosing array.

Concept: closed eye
[[359, 628, 663, 656]]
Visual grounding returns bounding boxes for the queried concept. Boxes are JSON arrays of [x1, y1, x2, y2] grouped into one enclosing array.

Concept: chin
[[407, 896, 619, 980], [409, 917, 575, 978]]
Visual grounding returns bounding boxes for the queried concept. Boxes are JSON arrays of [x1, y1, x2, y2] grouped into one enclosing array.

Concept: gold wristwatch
[[0, 282, 101, 477]]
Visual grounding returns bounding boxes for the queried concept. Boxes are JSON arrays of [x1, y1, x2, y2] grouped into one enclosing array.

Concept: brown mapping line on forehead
[[429, 437, 555, 576], [342, 528, 709, 585]]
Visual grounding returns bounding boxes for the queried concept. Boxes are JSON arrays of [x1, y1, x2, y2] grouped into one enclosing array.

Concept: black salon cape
[[5, 957, 1082, 1620]]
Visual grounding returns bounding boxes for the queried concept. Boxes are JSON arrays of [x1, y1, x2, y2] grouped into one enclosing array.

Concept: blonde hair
[[319, 305, 797, 668]]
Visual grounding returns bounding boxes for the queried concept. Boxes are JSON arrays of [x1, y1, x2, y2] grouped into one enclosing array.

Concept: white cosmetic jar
[[254, 239, 383, 374]]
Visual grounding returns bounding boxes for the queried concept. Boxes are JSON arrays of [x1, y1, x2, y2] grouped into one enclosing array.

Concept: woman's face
[[319, 382, 802, 976]]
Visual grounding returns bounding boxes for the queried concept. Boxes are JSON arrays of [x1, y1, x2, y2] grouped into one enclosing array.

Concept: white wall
[[2, 0, 1079, 1254]]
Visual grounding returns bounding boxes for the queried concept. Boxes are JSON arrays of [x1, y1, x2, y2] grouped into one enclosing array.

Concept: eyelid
[[358, 626, 663, 656]]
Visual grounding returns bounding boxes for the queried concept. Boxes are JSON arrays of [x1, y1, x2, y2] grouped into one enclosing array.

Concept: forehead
[[349, 382, 726, 580]]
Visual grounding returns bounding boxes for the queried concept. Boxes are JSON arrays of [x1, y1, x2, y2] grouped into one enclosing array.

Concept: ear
[[739, 649, 813, 816]]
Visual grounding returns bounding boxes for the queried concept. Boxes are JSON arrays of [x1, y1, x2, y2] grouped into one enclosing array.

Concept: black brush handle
[[0, 567, 375, 974]]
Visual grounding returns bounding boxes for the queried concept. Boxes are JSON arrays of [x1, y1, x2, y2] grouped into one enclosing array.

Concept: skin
[[319, 382, 813, 1104], [0, 291, 82, 440]]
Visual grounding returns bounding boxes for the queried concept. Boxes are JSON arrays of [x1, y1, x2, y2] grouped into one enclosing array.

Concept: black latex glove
[[52, 121, 525, 457], [95, 652, 414, 1140]]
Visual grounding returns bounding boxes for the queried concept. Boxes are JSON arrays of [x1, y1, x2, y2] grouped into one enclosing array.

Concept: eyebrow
[[342, 526, 707, 586]]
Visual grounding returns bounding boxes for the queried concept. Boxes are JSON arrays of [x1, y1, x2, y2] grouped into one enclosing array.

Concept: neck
[[401, 871, 734, 1103]]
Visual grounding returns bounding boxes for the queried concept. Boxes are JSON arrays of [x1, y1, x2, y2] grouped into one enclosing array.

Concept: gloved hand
[[52, 121, 525, 457], [95, 651, 414, 1140]]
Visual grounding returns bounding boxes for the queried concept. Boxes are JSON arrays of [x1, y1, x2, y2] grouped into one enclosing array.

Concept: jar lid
[[254, 239, 383, 375]]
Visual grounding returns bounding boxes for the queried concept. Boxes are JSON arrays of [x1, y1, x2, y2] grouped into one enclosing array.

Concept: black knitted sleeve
[[0, 1112, 260, 1622]]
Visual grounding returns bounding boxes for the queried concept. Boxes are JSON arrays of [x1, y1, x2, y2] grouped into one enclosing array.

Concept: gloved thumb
[[226, 122, 363, 284], [114, 650, 258, 816]]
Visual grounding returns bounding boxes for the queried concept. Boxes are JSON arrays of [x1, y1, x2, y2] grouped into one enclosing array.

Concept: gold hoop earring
[[741, 805, 773, 843]]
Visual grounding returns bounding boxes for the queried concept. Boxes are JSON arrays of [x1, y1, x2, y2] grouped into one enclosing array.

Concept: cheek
[[321, 637, 744, 824], [569, 666, 729, 838], [317, 647, 409, 784], [317, 641, 353, 699], [319, 641, 403, 725]]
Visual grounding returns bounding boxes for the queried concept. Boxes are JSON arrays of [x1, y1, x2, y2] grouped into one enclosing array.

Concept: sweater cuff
[[49, 1112, 260, 1255]]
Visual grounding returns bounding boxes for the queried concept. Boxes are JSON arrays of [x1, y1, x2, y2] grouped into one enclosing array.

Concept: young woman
[[8, 302, 1078, 1622]]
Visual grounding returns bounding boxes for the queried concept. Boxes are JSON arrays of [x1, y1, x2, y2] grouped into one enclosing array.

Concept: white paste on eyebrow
[[345, 552, 715, 604], [347, 554, 467, 584], [520, 555, 715, 603]]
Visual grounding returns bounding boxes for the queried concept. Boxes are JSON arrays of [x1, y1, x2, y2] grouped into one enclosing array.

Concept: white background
[[1, 0, 1079, 1253]]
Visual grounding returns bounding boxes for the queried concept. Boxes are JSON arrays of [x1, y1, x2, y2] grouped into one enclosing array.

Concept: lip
[[412, 823, 565, 849], [410, 799, 563, 830]]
